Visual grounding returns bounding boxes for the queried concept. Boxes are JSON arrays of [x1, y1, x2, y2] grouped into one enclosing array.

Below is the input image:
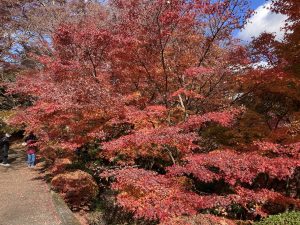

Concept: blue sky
[[237, 0, 287, 42], [250, 0, 266, 10]]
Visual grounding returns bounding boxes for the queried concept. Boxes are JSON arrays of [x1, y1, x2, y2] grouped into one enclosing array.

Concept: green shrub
[[255, 211, 300, 225]]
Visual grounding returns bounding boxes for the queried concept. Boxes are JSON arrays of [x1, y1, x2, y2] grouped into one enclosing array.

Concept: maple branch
[[205, 72, 226, 97], [230, 88, 255, 105], [178, 94, 188, 120], [107, 165, 139, 170], [197, 1, 238, 67], [87, 51, 97, 79], [155, 5, 169, 107], [274, 110, 289, 130], [138, 59, 162, 93], [165, 147, 176, 165]]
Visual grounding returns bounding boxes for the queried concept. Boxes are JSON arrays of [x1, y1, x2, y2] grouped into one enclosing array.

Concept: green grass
[[255, 211, 300, 225]]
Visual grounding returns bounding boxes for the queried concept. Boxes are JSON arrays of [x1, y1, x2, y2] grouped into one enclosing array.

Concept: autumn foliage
[[5, 0, 300, 224]]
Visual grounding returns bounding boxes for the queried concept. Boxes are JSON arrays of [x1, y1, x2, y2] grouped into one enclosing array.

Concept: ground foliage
[[4, 0, 300, 224], [255, 211, 300, 225]]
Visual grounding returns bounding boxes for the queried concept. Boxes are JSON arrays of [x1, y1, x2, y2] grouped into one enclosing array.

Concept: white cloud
[[237, 1, 287, 42]]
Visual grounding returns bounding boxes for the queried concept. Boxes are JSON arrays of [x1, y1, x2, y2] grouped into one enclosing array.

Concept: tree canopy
[[1, 0, 299, 224]]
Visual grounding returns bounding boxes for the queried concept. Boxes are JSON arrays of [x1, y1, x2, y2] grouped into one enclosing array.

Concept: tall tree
[[7, 0, 300, 224]]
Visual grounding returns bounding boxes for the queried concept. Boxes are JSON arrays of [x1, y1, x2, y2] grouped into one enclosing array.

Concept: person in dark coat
[[0, 133, 11, 166], [24, 131, 37, 143]]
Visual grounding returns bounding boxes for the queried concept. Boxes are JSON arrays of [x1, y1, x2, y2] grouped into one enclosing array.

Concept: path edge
[[51, 190, 81, 225]]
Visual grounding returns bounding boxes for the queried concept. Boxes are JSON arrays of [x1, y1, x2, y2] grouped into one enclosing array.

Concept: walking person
[[24, 132, 37, 167], [0, 133, 11, 167], [26, 140, 36, 167]]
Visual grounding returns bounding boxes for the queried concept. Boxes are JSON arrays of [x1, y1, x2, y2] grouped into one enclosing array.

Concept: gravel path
[[0, 143, 62, 225]]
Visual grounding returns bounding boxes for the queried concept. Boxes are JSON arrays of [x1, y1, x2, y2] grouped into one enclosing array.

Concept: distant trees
[[1, 0, 106, 75]]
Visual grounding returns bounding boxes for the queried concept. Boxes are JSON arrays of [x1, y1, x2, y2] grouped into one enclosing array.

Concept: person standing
[[26, 140, 36, 167], [24, 132, 37, 167], [25, 131, 37, 143], [0, 133, 11, 166]]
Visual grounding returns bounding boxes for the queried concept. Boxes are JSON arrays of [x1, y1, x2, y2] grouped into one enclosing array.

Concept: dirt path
[[0, 143, 63, 225]]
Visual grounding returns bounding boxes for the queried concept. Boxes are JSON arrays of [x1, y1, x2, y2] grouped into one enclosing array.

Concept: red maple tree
[[7, 0, 300, 224]]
